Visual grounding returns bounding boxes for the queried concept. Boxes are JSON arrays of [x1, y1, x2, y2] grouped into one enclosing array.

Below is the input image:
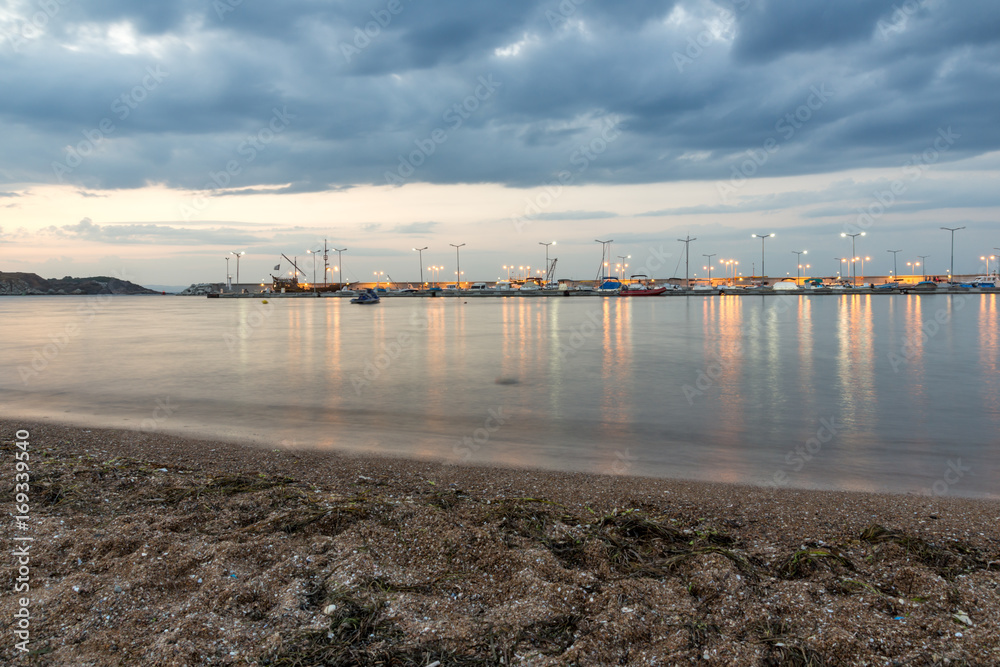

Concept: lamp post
[[540, 241, 556, 280], [225, 256, 231, 290], [702, 253, 716, 285], [373, 271, 384, 290], [413, 247, 427, 286], [333, 248, 346, 286], [595, 239, 614, 283], [887, 249, 902, 281], [230, 251, 245, 286], [995, 248, 1000, 278], [751, 233, 774, 281], [918, 255, 930, 280], [677, 236, 696, 287], [906, 261, 921, 277], [840, 232, 865, 285], [859, 256, 871, 284], [617, 254, 631, 281], [792, 250, 807, 285], [307, 247, 321, 285], [981, 255, 996, 278], [835, 258, 847, 280], [450, 243, 465, 289], [940, 227, 964, 282]]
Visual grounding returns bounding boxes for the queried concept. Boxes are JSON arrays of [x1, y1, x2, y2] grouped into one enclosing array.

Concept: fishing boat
[[350, 290, 381, 304], [619, 275, 667, 296]]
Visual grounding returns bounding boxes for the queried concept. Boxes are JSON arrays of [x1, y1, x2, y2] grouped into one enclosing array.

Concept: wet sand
[[2, 418, 999, 665]]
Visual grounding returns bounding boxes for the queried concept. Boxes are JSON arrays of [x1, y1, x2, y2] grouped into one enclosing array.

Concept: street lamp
[[450, 243, 465, 289], [859, 256, 871, 284], [752, 233, 774, 280], [306, 247, 321, 285], [373, 271, 384, 290], [792, 250, 807, 285], [835, 258, 848, 280], [702, 253, 716, 285], [917, 255, 930, 280], [540, 241, 556, 280], [980, 255, 995, 277], [225, 256, 231, 290], [230, 251, 245, 286], [617, 254, 631, 281], [887, 249, 902, 281], [333, 248, 346, 286], [940, 227, 964, 282], [413, 247, 428, 286], [840, 232, 865, 285], [906, 261, 921, 277], [596, 239, 614, 283]]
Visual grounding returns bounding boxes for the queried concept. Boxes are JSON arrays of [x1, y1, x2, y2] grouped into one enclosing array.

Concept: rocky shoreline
[[1, 419, 998, 665], [0, 273, 158, 296]]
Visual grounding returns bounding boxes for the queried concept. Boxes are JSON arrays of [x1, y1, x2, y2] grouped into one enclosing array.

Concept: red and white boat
[[619, 275, 668, 296]]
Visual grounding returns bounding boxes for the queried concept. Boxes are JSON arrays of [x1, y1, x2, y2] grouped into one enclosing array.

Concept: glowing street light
[[230, 250, 245, 286], [940, 226, 965, 283], [840, 232, 865, 285], [791, 250, 807, 285], [887, 249, 902, 280], [918, 255, 930, 280], [617, 254, 631, 281], [751, 233, 774, 279], [980, 255, 995, 277], [306, 247, 322, 285], [413, 247, 428, 285], [332, 248, 346, 286], [702, 253, 716, 285], [540, 241, 556, 279], [373, 271, 384, 290], [450, 243, 465, 290]]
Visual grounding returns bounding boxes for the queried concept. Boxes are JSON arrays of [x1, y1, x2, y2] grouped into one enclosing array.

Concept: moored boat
[[350, 289, 381, 304], [619, 275, 667, 296]]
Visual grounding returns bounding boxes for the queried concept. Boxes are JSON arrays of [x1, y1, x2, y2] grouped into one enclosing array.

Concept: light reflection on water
[[1, 294, 997, 498]]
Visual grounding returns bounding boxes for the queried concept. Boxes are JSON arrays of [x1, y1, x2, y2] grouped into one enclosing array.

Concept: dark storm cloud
[[1, 0, 998, 196]]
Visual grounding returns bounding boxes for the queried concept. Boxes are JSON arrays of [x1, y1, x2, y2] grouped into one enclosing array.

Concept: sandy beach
[[2, 418, 999, 665]]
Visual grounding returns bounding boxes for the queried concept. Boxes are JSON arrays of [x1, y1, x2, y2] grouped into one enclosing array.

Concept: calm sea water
[[2, 294, 998, 497]]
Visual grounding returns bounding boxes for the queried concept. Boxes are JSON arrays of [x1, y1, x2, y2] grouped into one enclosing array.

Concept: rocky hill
[[0, 272, 160, 295]]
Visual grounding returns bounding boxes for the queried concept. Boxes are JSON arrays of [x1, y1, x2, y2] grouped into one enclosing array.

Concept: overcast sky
[[2, 0, 999, 285]]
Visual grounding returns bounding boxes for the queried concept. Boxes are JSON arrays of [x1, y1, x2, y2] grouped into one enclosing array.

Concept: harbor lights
[[918, 255, 930, 280], [887, 249, 902, 281], [751, 233, 774, 280], [333, 248, 346, 286], [907, 261, 921, 277], [307, 247, 321, 285], [702, 253, 716, 285], [450, 243, 465, 288], [618, 255, 631, 281], [230, 250, 245, 286], [792, 250, 807, 285], [840, 232, 865, 285], [539, 241, 556, 278], [980, 255, 995, 277], [941, 226, 965, 282], [373, 271, 384, 290], [859, 256, 871, 284], [413, 247, 428, 286], [596, 239, 614, 282], [835, 257, 848, 279]]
